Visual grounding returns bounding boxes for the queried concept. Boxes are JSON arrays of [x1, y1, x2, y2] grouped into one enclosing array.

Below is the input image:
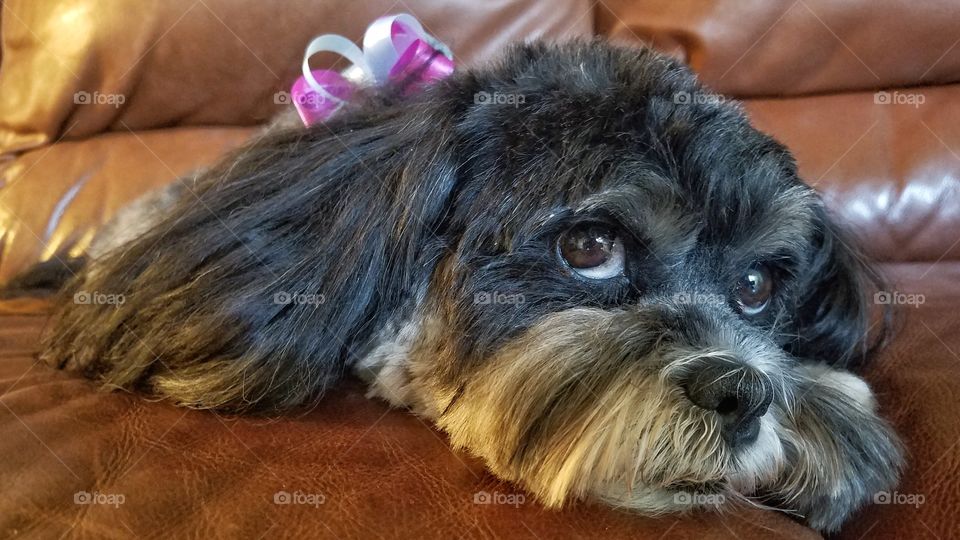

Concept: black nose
[[681, 360, 773, 447]]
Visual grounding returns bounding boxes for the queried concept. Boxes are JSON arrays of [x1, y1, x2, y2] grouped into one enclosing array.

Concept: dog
[[33, 41, 902, 532]]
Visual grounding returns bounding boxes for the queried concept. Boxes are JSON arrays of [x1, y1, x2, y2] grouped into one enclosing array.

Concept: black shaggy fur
[[45, 91, 463, 409]]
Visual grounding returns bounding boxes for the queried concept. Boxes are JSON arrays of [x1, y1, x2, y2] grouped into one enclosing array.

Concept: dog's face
[[45, 42, 901, 532]]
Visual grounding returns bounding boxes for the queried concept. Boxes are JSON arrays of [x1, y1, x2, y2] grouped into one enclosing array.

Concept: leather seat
[[1, 1, 957, 538]]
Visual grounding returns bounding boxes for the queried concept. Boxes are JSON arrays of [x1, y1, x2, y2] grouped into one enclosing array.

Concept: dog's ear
[[787, 205, 892, 369], [43, 96, 462, 412]]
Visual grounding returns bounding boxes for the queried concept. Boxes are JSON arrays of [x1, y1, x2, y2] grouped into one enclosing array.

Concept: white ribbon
[[301, 34, 370, 105], [300, 13, 453, 99]]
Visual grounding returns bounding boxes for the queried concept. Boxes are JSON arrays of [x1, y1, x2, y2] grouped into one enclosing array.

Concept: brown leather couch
[[1, 1, 958, 538]]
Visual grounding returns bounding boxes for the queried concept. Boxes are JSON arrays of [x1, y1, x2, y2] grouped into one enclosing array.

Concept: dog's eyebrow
[[716, 183, 819, 263]]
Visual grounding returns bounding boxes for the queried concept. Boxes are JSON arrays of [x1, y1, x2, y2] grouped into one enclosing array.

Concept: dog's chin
[[590, 417, 786, 514], [726, 418, 786, 494]]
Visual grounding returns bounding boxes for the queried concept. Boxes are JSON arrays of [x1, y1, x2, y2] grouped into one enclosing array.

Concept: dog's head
[[46, 41, 901, 531]]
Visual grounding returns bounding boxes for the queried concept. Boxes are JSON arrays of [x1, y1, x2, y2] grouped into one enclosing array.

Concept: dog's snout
[[681, 360, 773, 447]]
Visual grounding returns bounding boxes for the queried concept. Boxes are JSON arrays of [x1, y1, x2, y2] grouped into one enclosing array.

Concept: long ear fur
[[42, 94, 461, 412], [787, 204, 893, 369]]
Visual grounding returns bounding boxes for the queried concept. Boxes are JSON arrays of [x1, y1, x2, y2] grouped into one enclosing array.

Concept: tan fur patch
[[409, 308, 735, 512]]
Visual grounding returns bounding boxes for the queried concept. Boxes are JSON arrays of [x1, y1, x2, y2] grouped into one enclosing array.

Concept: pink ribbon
[[291, 14, 455, 126]]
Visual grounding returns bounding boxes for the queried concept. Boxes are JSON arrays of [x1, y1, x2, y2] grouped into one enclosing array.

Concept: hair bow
[[290, 14, 455, 126]]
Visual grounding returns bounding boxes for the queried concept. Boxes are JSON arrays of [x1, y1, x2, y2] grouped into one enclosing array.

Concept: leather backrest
[[597, 0, 960, 97], [0, 0, 593, 154]]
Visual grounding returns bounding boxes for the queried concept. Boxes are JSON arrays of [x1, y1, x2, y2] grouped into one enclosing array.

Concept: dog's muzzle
[[680, 359, 773, 447]]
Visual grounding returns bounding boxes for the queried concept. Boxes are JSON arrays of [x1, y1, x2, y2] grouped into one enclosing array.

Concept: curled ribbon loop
[[290, 14, 454, 126]]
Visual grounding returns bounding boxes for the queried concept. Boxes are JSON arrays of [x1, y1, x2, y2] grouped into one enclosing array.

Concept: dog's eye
[[558, 225, 625, 280], [736, 265, 773, 316]]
